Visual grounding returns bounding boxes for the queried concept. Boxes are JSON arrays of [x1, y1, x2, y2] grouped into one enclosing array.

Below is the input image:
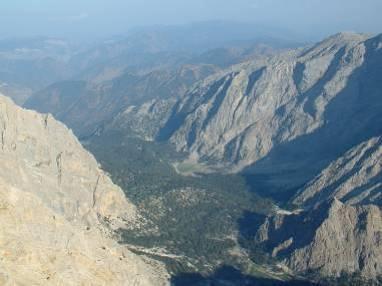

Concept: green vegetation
[[315, 272, 382, 286], [87, 129, 275, 277], [88, 129, 375, 286]]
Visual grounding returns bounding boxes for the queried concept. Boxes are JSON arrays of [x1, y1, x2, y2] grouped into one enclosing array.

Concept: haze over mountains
[[0, 20, 381, 285], [24, 22, 294, 138], [0, 37, 73, 104], [0, 21, 294, 104]]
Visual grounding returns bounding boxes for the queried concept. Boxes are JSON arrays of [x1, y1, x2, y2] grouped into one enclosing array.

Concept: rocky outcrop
[[294, 137, 382, 207], [0, 95, 168, 285], [255, 198, 382, 280]]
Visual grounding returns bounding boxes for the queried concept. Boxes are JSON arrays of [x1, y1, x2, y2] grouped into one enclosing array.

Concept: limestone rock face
[[0, 95, 168, 285], [256, 199, 382, 280], [158, 33, 382, 175], [294, 137, 382, 207]]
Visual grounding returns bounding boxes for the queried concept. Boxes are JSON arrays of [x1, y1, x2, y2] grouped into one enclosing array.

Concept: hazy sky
[[0, 0, 381, 40]]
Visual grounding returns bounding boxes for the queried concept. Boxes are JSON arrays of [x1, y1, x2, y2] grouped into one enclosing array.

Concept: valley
[[0, 21, 380, 285], [86, 130, 317, 285], [77, 31, 382, 285]]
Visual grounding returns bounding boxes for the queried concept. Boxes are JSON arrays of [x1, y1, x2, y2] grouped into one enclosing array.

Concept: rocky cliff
[[0, 94, 168, 285], [255, 198, 382, 280], [294, 136, 382, 207], [158, 33, 382, 181]]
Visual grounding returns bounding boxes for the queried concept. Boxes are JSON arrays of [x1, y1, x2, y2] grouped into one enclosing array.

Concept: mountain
[[122, 21, 297, 54], [69, 21, 298, 75], [255, 198, 382, 281], [25, 64, 219, 137], [0, 95, 168, 285], [155, 32, 382, 194], [0, 37, 73, 104], [23, 21, 297, 139], [19, 31, 382, 284], [189, 43, 280, 68], [64, 21, 297, 88], [100, 32, 381, 283], [294, 136, 382, 207]]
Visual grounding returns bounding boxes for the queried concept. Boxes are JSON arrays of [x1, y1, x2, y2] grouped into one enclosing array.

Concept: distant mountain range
[[0, 37, 73, 104], [0, 21, 296, 106], [24, 22, 294, 137]]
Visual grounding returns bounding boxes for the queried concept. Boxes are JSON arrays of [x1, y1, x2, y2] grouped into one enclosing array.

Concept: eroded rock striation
[[158, 33, 382, 179], [294, 136, 382, 207], [255, 198, 382, 280], [0, 95, 168, 285]]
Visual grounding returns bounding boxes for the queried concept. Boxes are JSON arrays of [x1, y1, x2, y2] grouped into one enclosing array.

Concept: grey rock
[[0, 95, 168, 285], [161, 33, 382, 180], [256, 198, 382, 280], [294, 136, 382, 207]]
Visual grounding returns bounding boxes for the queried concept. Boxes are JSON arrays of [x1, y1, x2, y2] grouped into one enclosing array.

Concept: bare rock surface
[[158, 33, 382, 179], [256, 198, 382, 280], [294, 136, 382, 207], [0, 95, 168, 285]]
